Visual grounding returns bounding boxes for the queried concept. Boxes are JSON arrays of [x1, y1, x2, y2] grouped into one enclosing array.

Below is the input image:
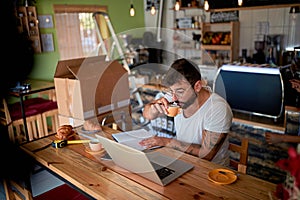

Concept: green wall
[[29, 0, 145, 81]]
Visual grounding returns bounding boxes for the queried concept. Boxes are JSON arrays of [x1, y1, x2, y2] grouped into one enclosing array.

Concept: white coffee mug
[[89, 141, 102, 152]]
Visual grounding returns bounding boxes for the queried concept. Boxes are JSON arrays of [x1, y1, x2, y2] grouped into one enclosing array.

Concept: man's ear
[[194, 80, 202, 92]]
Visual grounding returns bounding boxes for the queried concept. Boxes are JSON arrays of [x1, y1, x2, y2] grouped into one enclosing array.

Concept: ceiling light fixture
[[130, 1, 135, 17], [175, 0, 180, 11], [150, 1, 156, 15], [238, 0, 243, 6], [290, 6, 300, 14], [204, 0, 209, 11]]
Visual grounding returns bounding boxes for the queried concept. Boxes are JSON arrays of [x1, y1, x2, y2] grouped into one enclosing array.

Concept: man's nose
[[172, 93, 178, 101]]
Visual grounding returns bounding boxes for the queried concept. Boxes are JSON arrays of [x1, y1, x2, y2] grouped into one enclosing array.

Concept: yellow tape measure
[[51, 140, 90, 148]]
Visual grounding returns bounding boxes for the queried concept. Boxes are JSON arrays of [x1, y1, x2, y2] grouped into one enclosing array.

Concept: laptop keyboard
[[151, 162, 175, 179]]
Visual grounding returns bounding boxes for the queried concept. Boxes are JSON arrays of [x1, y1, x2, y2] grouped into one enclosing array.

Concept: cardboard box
[[58, 115, 85, 127], [177, 17, 192, 29], [54, 56, 131, 127], [58, 105, 132, 130]]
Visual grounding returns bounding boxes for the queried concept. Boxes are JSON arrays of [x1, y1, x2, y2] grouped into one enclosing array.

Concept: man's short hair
[[162, 58, 201, 87]]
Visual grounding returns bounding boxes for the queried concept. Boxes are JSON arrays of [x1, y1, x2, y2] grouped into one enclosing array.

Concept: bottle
[[266, 47, 276, 66], [191, 17, 195, 28], [195, 41, 200, 49], [194, 16, 200, 29], [242, 49, 247, 63], [224, 53, 230, 64]]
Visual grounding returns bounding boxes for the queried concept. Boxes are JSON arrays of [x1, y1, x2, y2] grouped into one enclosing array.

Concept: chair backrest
[[36, 89, 57, 101], [3, 179, 33, 200], [0, 98, 11, 125], [228, 138, 249, 174], [1, 98, 15, 141], [31, 89, 58, 136], [2, 98, 45, 143]]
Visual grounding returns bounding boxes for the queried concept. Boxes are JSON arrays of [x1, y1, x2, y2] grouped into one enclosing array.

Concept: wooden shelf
[[200, 21, 240, 64], [170, 6, 204, 10], [201, 45, 231, 51], [16, 6, 41, 53], [172, 4, 204, 61], [175, 47, 201, 50], [173, 28, 201, 31], [209, 3, 300, 12]]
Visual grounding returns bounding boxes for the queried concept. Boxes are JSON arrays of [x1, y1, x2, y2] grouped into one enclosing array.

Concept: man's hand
[[139, 136, 170, 149], [290, 79, 300, 93], [143, 97, 171, 120], [265, 132, 283, 144]]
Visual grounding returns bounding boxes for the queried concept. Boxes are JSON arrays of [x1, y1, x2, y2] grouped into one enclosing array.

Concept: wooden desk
[[20, 127, 276, 200], [9, 79, 55, 141]]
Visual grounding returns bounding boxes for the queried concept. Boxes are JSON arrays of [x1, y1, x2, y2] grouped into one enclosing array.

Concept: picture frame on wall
[[41, 33, 54, 52], [38, 15, 54, 28]]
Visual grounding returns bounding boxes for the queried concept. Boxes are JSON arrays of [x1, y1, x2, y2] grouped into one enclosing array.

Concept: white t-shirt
[[174, 93, 233, 166]]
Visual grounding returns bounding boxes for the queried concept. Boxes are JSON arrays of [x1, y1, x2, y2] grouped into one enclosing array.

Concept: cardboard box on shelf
[[54, 56, 131, 128]]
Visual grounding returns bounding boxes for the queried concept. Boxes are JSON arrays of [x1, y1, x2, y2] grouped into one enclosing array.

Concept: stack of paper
[[112, 129, 156, 151]]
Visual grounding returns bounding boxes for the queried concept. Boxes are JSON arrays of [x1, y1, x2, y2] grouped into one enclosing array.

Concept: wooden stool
[[3, 98, 45, 143], [3, 179, 33, 200], [42, 108, 59, 136], [36, 89, 59, 135]]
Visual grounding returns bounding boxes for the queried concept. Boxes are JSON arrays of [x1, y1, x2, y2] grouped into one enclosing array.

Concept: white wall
[[239, 7, 291, 57], [146, 0, 298, 62]]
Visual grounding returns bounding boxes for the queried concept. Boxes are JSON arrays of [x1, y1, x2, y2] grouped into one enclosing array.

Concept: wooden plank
[[21, 137, 165, 200], [209, 3, 300, 12], [20, 127, 276, 199]]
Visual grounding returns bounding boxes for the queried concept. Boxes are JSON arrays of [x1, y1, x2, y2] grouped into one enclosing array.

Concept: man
[[140, 58, 233, 166]]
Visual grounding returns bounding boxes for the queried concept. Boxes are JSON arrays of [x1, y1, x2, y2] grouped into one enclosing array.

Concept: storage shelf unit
[[200, 21, 240, 65], [16, 6, 42, 53], [172, 6, 204, 63]]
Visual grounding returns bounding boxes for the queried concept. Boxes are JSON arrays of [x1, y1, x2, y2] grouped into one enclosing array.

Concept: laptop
[[95, 135, 194, 186]]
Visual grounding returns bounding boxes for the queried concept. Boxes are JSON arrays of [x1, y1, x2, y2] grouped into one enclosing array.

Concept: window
[[53, 5, 108, 60]]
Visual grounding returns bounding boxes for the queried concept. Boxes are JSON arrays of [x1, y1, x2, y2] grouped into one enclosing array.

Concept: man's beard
[[179, 91, 198, 109]]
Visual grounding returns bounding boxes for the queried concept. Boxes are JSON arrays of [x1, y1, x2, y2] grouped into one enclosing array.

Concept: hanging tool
[[92, 11, 130, 73], [52, 139, 91, 148]]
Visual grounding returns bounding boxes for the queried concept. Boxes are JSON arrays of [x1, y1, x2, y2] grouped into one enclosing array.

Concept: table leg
[[19, 96, 29, 142]]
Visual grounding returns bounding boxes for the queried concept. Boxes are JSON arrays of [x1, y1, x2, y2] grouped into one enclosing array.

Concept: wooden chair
[[1, 98, 44, 143], [228, 138, 249, 174], [36, 89, 59, 136], [3, 179, 33, 200], [0, 98, 15, 140]]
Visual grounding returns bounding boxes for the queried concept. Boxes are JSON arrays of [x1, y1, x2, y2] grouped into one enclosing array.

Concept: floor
[[0, 169, 63, 199], [30, 166, 64, 197]]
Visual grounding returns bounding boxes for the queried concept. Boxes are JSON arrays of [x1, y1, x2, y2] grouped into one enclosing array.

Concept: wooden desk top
[[20, 127, 276, 200]]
